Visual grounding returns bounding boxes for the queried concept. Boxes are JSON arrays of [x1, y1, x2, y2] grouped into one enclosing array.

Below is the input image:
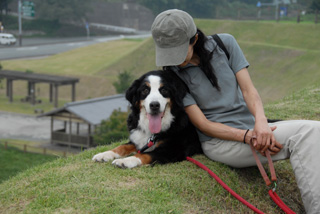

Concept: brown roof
[[0, 70, 79, 85]]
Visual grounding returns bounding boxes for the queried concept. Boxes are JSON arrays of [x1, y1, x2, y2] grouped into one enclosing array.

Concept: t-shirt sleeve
[[221, 34, 250, 74], [183, 92, 196, 107]]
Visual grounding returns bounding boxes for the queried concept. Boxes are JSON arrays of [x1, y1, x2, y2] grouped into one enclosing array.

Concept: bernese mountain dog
[[92, 70, 202, 168]]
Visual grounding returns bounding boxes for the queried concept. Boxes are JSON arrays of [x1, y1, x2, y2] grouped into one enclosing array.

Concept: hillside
[[1, 20, 320, 109], [1, 19, 320, 213], [3, 83, 320, 213], [0, 142, 304, 214]]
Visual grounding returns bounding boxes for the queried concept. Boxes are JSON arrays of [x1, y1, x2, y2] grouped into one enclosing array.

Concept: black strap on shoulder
[[211, 34, 230, 60]]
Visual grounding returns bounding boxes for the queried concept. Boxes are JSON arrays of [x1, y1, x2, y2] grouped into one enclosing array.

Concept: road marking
[[67, 42, 85, 46], [16, 47, 38, 51]]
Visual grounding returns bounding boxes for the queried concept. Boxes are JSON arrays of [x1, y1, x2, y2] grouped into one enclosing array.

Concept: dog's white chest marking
[[129, 75, 174, 148]]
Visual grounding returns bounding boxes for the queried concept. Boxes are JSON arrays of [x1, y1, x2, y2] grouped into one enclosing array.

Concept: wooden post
[[43, 148, 46, 155], [49, 84, 53, 103], [63, 152, 66, 157], [50, 117, 54, 144], [71, 83, 76, 101], [30, 82, 35, 105], [77, 123, 80, 134], [5, 141, 8, 150], [88, 124, 91, 147], [297, 9, 301, 23], [24, 144, 27, 153], [7, 79, 13, 102], [54, 84, 58, 108]]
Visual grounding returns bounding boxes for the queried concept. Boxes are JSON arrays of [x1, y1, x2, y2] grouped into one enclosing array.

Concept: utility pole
[[18, 0, 22, 46], [274, 0, 279, 22]]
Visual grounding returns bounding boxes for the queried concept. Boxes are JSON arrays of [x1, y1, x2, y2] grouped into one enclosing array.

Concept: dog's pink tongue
[[147, 114, 162, 134]]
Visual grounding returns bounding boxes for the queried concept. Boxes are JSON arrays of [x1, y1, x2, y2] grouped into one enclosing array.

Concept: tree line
[[1, 0, 319, 23]]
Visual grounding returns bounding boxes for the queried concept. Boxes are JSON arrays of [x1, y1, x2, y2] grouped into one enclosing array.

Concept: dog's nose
[[150, 101, 160, 112]]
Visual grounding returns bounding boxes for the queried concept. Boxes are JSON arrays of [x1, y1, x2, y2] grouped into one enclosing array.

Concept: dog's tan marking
[[112, 144, 137, 157], [135, 153, 152, 165]]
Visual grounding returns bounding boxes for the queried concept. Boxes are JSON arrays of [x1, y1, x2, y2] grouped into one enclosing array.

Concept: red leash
[[187, 156, 264, 213], [187, 145, 296, 213]]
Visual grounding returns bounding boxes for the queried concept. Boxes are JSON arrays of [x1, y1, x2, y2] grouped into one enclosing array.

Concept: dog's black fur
[[92, 70, 202, 168]]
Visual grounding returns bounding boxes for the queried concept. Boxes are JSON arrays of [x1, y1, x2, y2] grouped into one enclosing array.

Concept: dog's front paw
[[92, 151, 120, 162], [112, 156, 142, 169]]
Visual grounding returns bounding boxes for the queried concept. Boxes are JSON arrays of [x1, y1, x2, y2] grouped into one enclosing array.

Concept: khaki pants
[[201, 120, 320, 214]]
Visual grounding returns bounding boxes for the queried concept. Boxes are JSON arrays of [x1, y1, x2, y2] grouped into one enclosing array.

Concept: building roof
[[40, 94, 130, 125], [0, 70, 79, 85]]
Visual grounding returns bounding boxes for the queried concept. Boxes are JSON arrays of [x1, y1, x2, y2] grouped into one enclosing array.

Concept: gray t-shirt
[[172, 33, 255, 142]]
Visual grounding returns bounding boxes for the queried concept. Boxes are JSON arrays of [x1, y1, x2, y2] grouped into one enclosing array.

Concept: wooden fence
[[0, 141, 76, 157]]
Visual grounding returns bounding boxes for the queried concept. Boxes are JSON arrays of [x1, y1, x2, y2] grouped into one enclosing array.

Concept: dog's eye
[[160, 88, 169, 96], [141, 88, 149, 96]]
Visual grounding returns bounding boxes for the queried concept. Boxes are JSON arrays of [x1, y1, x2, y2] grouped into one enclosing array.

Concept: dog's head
[[126, 70, 188, 134]]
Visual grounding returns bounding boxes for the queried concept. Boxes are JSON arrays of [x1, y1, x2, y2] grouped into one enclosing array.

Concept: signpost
[[22, 1, 35, 17], [18, 0, 35, 46]]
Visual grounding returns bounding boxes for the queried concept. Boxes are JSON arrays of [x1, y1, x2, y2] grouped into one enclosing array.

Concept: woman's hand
[[251, 120, 283, 156]]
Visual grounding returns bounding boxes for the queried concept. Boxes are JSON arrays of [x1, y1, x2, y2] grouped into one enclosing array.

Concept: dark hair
[[164, 29, 220, 91], [191, 29, 220, 91]]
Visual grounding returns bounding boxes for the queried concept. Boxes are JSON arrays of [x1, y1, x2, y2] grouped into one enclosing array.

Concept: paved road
[[0, 33, 151, 60]]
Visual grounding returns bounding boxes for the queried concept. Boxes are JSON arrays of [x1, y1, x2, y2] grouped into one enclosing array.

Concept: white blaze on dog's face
[[140, 75, 174, 134]]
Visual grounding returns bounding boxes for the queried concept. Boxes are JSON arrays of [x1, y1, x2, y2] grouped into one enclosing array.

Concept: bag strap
[[211, 34, 230, 60]]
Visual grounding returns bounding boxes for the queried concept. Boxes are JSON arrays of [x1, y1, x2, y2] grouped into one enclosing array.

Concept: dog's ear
[[125, 78, 141, 105]]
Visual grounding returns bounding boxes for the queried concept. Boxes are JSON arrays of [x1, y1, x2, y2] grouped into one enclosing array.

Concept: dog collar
[[138, 135, 157, 153]]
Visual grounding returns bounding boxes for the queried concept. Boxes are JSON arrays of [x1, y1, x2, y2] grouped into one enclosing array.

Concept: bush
[[94, 109, 129, 145], [113, 70, 134, 94]]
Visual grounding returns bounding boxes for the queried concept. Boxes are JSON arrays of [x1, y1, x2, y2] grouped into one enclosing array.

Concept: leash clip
[[272, 182, 277, 192]]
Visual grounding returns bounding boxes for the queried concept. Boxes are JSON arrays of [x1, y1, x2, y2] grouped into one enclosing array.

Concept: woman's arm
[[185, 103, 282, 155], [185, 104, 248, 142], [235, 68, 282, 154]]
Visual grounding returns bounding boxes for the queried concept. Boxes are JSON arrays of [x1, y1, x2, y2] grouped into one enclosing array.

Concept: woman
[[151, 9, 320, 213]]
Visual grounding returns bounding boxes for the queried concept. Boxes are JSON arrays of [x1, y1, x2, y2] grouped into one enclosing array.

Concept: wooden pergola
[[0, 70, 79, 108]]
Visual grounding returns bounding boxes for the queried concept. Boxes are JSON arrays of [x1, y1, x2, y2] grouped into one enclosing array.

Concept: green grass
[[0, 95, 67, 115], [2, 39, 145, 76], [1, 20, 320, 112], [0, 19, 319, 212], [0, 144, 57, 184], [4, 81, 320, 213], [0, 141, 304, 214], [265, 84, 320, 120]]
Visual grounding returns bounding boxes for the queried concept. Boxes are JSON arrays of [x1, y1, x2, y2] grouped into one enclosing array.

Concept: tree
[[310, 0, 320, 10], [113, 70, 134, 94], [0, 0, 13, 21], [93, 109, 129, 145], [309, 0, 320, 23], [32, 0, 91, 23], [137, 0, 222, 19]]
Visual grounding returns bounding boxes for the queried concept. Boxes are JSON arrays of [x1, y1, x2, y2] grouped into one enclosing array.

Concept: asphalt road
[[0, 33, 151, 60]]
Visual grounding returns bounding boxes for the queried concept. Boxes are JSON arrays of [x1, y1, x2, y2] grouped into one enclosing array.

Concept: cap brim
[[155, 41, 189, 67]]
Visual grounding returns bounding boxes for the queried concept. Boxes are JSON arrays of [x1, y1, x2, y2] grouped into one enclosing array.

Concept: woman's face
[[178, 34, 198, 67], [178, 44, 195, 67]]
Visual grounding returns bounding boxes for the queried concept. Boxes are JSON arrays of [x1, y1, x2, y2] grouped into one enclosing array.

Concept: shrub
[[94, 109, 129, 145], [113, 70, 134, 94]]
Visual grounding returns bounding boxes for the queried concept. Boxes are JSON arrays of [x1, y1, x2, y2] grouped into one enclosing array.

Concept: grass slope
[[1, 78, 319, 213], [1, 20, 320, 109], [0, 144, 57, 183], [0, 142, 303, 214], [2, 83, 320, 213]]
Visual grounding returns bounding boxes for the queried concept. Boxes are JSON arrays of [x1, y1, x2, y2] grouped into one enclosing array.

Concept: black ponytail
[[192, 29, 220, 91]]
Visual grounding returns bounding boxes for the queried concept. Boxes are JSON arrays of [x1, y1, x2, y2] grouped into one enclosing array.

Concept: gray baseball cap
[[151, 9, 197, 67]]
